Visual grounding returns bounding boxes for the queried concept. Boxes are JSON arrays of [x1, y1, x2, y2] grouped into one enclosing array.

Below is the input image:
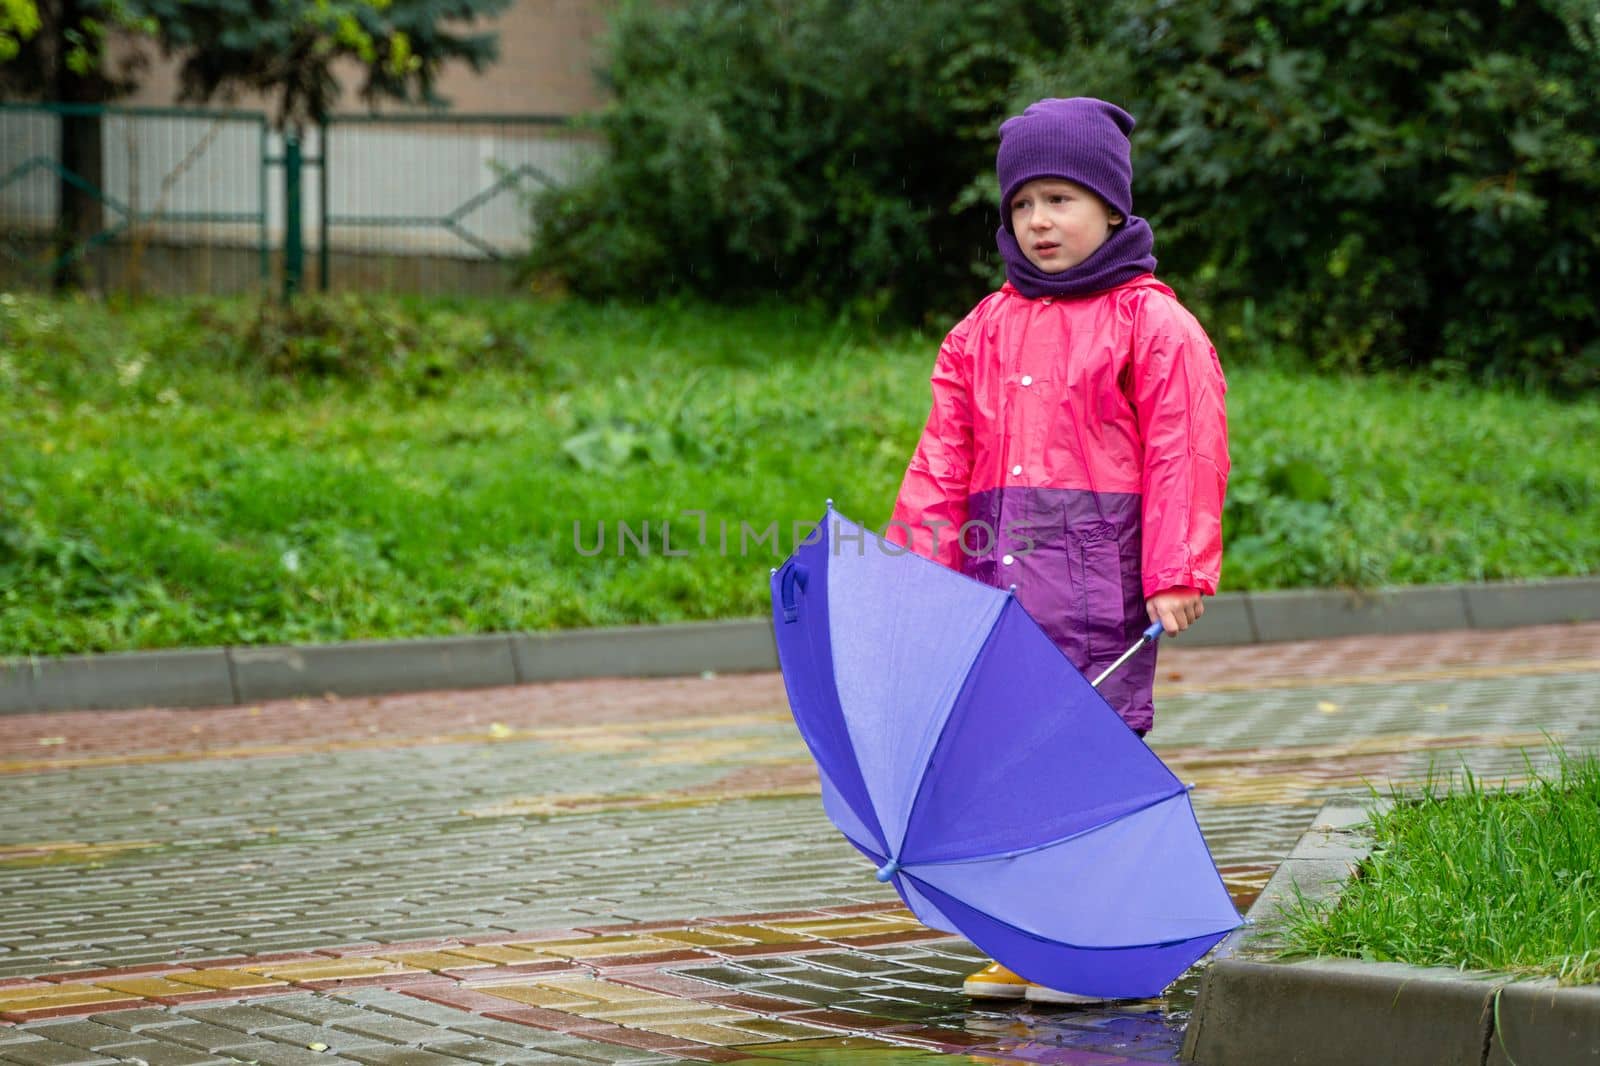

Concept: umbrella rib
[[892, 592, 1018, 863], [894, 594, 1187, 871], [906, 784, 1191, 869], [880, 563, 911, 854]]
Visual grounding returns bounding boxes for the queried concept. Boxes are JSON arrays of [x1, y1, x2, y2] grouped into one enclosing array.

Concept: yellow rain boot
[[961, 961, 1029, 1000]]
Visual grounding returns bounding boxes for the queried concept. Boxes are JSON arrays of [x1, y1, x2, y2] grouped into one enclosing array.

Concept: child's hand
[[1146, 587, 1203, 635]]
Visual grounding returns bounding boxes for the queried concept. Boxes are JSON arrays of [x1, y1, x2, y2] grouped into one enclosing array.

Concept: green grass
[[1282, 747, 1600, 985], [1, 291, 1597, 655]]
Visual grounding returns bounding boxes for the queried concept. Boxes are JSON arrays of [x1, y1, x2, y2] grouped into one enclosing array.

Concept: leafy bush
[[524, 0, 1074, 320], [535, 0, 1600, 389], [1020, 0, 1600, 391]]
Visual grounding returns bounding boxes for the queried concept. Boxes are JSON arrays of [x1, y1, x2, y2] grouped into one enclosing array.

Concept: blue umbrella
[[770, 504, 1241, 999]]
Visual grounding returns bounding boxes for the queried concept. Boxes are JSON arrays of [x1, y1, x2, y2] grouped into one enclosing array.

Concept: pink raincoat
[[888, 274, 1229, 732]]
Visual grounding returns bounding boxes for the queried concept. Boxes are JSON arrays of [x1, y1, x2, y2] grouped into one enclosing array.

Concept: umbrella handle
[[780, 564, 809, 622], [1090, 621, 1166, 689]]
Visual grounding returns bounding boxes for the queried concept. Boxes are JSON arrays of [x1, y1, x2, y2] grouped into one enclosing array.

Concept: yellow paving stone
[[373, 950, 496, 971], [169, 969, 288, 991], [246, 958, 417, 981], [586, 1001, 752, 1025], [1186, 773, 1324, 807], [0, 985, 55, 1008], [0, 711, 795, 778], [667, 1007, 760, 1027], [587, 1003, 730, 1024], [651, 1021, 783, 1046], [0, 840, 165, 868], [473, 983, 598, 1009], [1, 986, 137, 1012], [639, 738, 762, 765], [838, 907, 915, 921], [724, 1018, 838, 1040], [440, 944, 561, 965], [535, 977, 660, 1006], [546, 735, 652, 755], [776, 918, 907, 937], [700, 924, 811, 945], [488, 934, 683, 960], [536, 713, 783, 745], [541, 937, 683, 959], [0, 841, 75, 862], [774, 910, 917, 930], [464, 787, 818, 818], [651, 929, 759, 947], [825, 923, 932, 939], [92, 976, 212, 997], [502, 935, 646, 951]]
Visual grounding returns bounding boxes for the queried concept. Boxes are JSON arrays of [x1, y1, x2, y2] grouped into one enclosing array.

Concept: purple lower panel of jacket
[[960, 487, 1155, 731]]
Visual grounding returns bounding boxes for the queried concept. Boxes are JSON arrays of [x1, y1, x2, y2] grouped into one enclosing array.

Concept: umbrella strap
[[780, 564, 809, 622]]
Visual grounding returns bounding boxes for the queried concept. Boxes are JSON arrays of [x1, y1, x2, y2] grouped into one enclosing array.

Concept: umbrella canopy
[[770, 505, 1241, 999]]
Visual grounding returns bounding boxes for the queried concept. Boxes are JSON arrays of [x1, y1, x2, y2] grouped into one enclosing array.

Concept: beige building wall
[[119, 0, 614, 117]]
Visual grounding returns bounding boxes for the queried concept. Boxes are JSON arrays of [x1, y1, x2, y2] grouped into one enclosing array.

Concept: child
[[886, 97, 1230, 1005]]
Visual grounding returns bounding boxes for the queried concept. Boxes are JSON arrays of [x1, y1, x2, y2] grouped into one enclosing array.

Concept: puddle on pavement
[[718, 1031, 1172, 1064], [711, 974, 1201, 1064], [724, 1037, 972, 1061], [667, 936, 1208, 1062]]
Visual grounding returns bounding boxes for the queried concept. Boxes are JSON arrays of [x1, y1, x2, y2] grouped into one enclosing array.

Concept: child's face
[[1009, 178, 1124, 273]]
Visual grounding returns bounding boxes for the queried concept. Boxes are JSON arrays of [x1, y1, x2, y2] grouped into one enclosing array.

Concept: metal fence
[[1, 104, 269, 294], [0, 103, 598, 297]]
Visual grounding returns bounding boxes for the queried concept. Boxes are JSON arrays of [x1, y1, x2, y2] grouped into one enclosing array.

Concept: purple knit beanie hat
[[996, 97, 1135, 232]]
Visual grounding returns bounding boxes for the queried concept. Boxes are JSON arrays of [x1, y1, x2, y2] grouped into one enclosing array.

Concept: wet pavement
[[1, 622, 1597, 1064]]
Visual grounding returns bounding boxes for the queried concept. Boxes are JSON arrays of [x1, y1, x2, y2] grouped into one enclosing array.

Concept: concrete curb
[[2, 574, 1596, 715], [1, 648, 236, 713], [229, 635, 520, 703], [0, 619, 779, 715], [1181, 801, 1600, 1065], [511, 619, 784, 683]]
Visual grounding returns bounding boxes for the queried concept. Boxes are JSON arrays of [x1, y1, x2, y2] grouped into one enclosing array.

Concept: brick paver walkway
[[2, 622, 1597, 1064]]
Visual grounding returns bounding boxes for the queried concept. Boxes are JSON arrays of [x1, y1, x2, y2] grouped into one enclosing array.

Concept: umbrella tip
[[825, 497, 834, 509], [874, 858, 901, 883], [1186, 782, 1197, 791], [770, 568, 778, 576]]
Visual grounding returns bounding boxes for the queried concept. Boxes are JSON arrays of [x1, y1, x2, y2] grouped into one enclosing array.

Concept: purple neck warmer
[[997, 216, 1158, 300]]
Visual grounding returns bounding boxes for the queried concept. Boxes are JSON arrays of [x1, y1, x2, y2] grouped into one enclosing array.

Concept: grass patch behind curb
[[2, 293, 1597, 655], [1284, 745, 1600, 985]]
